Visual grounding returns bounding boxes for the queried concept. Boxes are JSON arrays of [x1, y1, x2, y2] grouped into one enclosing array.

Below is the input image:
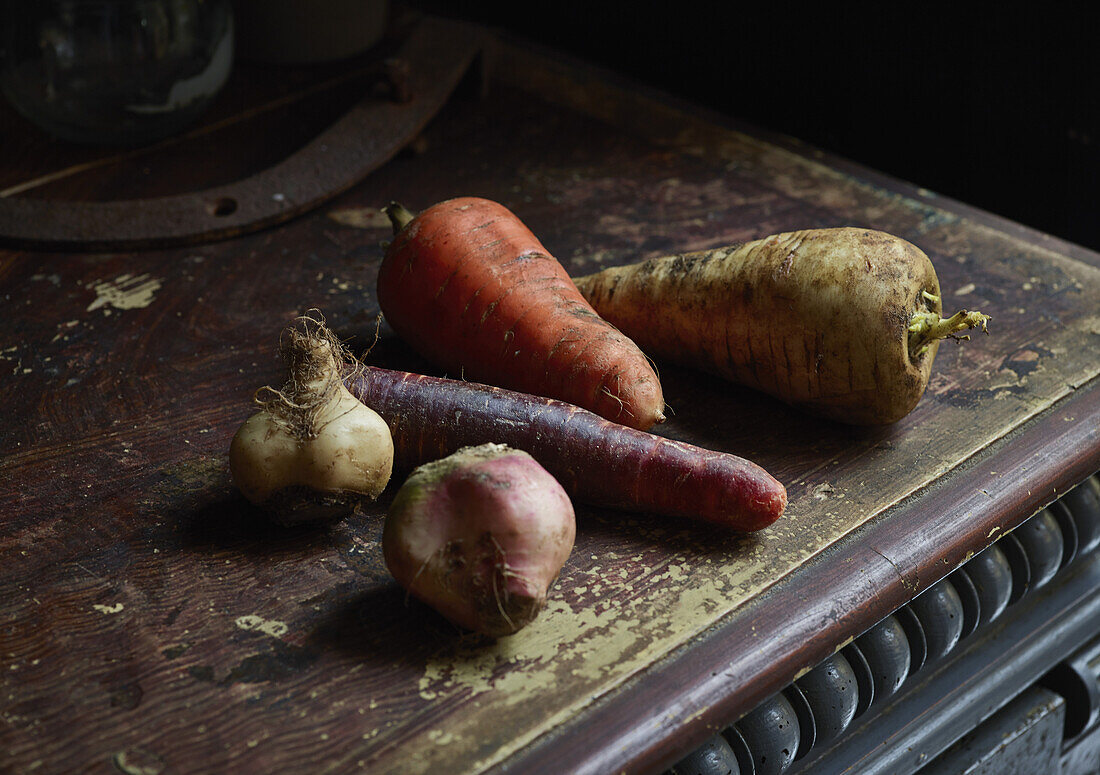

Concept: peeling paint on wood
[[2, 32, 1100, 775], [86, 274, 163, 312]]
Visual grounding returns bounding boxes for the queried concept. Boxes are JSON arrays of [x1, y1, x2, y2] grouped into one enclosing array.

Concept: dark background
[[419, 4, 1099, 252]]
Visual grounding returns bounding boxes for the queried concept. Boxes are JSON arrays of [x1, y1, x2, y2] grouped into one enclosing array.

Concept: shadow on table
[[306, 584, 481, 668], [175, 495, 353, 559]]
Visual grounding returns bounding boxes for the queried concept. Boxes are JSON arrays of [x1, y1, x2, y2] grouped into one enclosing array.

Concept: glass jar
[[1, 0, 234, 145]]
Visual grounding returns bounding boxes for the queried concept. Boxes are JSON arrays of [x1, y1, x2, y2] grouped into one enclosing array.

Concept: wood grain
[[2, 30, 1099, 775]]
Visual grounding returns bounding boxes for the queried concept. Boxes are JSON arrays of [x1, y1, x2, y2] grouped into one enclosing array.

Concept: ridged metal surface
[[956, 544, 1013, 628], [667, 473, 1100, 775], [732, 693, 800, 775], [668, 734, 741, 775], [908, 578, 965, 664], [849, 614, 910, 711], [791, 654, 858, 746]]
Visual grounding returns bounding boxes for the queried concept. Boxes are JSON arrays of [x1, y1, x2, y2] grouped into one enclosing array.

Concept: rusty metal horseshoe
[[0, 16, 486, 251]]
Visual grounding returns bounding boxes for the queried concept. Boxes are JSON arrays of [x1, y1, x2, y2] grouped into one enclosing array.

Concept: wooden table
[[3, 18, 1099, 775]]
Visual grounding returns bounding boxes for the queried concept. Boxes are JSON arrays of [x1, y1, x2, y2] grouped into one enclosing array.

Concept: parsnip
[[574, 228, 989, 425]]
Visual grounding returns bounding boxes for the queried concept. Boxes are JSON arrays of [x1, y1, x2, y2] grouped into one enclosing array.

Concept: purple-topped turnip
[[383, 443, 576, 637]]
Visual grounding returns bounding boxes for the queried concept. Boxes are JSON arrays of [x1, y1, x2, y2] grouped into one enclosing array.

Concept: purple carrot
[[347, 366, 786, 531]]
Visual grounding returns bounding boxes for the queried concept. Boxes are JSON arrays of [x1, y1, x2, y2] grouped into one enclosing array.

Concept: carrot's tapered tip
[[739, 479, 788, 532]]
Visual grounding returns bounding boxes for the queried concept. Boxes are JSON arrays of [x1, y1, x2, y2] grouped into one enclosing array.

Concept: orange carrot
[[377, 197, 665, 431]]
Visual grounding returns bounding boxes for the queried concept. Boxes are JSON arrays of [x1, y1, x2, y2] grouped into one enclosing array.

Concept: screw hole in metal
[[209, 197, 238, 217]]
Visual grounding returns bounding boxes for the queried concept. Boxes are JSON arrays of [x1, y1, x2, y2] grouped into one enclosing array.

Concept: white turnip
[[229, 316, 394, 525]]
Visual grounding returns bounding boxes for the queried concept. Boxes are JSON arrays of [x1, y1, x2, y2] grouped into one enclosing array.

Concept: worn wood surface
[[3, 25, 1100, 775]]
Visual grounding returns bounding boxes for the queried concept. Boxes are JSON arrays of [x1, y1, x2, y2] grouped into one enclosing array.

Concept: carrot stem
[[908, 293, 990, 358], [384, 201, 416, 234]]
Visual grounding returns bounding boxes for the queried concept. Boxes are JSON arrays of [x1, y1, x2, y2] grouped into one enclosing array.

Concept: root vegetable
[[229, 317, 394, 525], [348, 365, 786, 531], [383, 443, 576, 637], [376, 197, 666, 431], [573, 228, 990, 425]]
